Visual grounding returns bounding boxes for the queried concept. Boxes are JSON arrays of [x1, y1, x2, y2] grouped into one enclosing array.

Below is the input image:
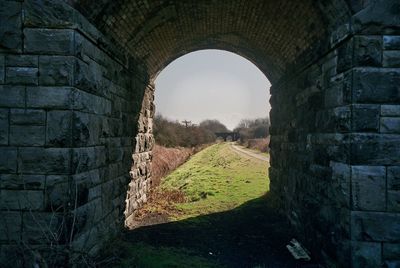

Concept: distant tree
[[234, 117, 270, 141], [199, 119, 229, 133], [153, 114, 216, 148]]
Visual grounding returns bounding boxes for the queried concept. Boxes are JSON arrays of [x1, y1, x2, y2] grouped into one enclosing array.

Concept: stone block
[[388, 167, 400, 191], [352, 0, 400, 34], [350, 134, 400, 165], [354, 36, 382, 67], [351, 241, 382, 268], [72, 198, 103, 232], [72, 112, 101, 147], [6, 67, 38, 85], [73, 58, 105, 94], [0, 189, 44, 210], [0, 55, 4, 84], [352, 104, 380, 132], [24, 28, 74, 55], [0, 1, 22, 52], [72, 147, 106, 174], [315, 106, 351, 132], [0, 108, 8, 145], [384, 242, 400, 260], [384, 36, 400, 50], [10, 109, 45, 125], [351, 166, 386, 211], [0, 212, 22, 241], [39, 56, 74, 86], [353, 68, 400, 103], [388, 191, 400, 212], [382, 105, 400, 117], [0, 148, 17, 173], [351, 211, 400, 242], [19, 147, 70, 174], [383, 51, 400, 67], [10, 125, 45, 146], [26, 86, 73, 109], [381, 117, 400, 133], [0, 85, 25, 108], [44, 176, 70, 211], [5, 55, 38, 68], [22, 212, 66, 244], [46, 110, 72, 147], [0, 174, 45, 190], [330, 162, 351, 208], [23, 0, 75, 28], [73, 89, 112, 116], [337, 38, 353, 73]]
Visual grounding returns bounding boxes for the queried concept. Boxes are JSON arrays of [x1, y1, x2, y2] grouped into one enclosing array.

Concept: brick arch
[[1, 0, 399, 267], [68, 0, 353, 82]]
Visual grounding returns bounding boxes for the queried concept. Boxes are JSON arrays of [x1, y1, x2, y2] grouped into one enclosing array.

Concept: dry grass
[[240, 138, 270, 153], [151, 145, 194, 186]]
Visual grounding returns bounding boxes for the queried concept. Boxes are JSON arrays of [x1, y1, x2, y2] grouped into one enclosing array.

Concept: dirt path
[[230, 143, 270, 162]]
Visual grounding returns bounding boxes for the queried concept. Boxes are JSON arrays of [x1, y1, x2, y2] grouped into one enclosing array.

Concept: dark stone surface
[[72, 112, 101, 147], [6, 67, 38, 85], [0, 56, 4, 84], [351, 166, 386, 211], [350, 134, 400, 165], [10, 109, 45, 126], [24, 29, 74, 55], [0, 109, 8, 145], [0, 1, 22, 52], [26, 86, 74, 109], [10, 125, 45, 146], [0, 148, 17, 173], [384, 36, 400, 50], [352, 104, 380, 132], [351, 241, 382, 268], [23, 0, 75, 28], [0, 86, 25, 108], [351, 211, 400, 242], [354, 36, 382, 67], [5, 55, 38, 68], [39, 56, 74, 86], [19, 148, 71, 174], [353, 69, 400, 103], [383, 51, 400, 67], [46, 110, 73, 147], [0, 174, 45, 190], [381, 117, 400, 134]]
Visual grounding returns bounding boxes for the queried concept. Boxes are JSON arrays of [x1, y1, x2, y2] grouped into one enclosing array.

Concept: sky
[[154, 50, 271, 130]]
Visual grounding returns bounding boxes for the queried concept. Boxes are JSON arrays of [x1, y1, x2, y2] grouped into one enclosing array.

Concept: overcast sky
[[154, 50, 271, 130]]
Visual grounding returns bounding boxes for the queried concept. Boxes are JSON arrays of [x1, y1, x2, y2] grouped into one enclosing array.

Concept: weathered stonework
[[0, 0, 399, 267]]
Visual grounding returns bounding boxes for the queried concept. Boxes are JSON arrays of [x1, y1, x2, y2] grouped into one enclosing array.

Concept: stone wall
[[125, 84, 155, 224], [0, 0, 151, 265], [270, 2, 400, 267], [0, 0, 399, 267]]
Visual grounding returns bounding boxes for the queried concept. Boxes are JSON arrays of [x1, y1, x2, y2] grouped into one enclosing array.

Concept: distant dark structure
[[215, 132, 240, 142]]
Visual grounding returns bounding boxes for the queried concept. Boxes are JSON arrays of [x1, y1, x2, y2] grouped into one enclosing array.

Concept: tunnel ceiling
[[68, 0, 353, 82]]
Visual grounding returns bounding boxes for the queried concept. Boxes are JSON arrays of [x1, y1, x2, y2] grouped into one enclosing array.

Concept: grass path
[[160, 142, 269, 220], [104, 143, 300, 267]]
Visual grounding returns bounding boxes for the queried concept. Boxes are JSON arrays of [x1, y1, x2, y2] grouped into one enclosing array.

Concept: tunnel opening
[[1, 0, 398, 267], [124, 49, 272, 229]]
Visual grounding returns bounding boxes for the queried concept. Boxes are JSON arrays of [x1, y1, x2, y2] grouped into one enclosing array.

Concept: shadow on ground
[[113, 195, 319, 267]]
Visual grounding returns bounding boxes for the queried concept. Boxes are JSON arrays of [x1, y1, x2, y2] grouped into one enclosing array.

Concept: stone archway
[[0, 0, 399, 266]]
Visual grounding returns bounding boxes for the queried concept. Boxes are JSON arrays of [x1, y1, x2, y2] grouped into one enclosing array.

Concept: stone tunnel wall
[[270, 3, 400, 266], [0, 0, 399, 267], [0, 0, 152, 265]]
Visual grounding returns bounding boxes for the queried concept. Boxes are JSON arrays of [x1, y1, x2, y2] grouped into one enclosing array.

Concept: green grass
[[117, 242, 224, 268], [112, 143, 270, 267], [160, 143, 269, 220]]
